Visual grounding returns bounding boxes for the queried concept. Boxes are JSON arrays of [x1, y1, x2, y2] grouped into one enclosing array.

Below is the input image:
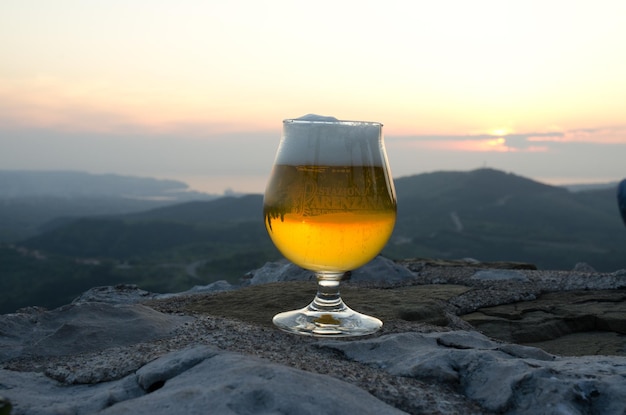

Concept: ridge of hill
[[389, 169, 625, 270], [0, 170, 221, 242], [121, 194, 263, 224], [3, 168, 625, 313], [20, 194, 269, 260], [395, 168, 563, 202], [21, 168, 626, 270], [0, 170, 201, 198]]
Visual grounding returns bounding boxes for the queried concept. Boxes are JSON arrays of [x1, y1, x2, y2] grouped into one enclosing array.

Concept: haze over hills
[[1, 168, 625, 313], [0, 170, 222, 242], [560, 182, 620, 192], [0, 170, 214, 198]]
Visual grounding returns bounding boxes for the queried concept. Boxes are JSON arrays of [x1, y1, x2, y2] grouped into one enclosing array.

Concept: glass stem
[[310, 272, 347, 312]]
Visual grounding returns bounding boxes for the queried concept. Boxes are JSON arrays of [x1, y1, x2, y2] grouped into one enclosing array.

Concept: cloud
[[527, 126, 626, 144], [388, 132, 559, 153], [388, 125, 626, 154]]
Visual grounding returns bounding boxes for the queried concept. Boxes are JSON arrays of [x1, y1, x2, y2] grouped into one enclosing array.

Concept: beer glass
[[263, 115, 397, 336]]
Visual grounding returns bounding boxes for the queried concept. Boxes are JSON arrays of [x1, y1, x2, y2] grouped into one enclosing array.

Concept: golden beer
[[264, 164, 396, 272]]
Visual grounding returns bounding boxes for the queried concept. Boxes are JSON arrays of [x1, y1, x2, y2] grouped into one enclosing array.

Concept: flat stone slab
[[1, 345, 405, 415], [0, 302, 191, 362], [462, 289, 626, 355], [320, 331, 626, 415], [172, 281, 470, 328]]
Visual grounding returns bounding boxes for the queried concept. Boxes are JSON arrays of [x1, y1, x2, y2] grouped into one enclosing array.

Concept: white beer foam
[[294, 114, 339, 122], [276, 115, 385, 166]]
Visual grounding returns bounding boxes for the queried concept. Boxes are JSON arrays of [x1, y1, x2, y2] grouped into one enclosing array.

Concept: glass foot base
[[272, 303, 382, 337]]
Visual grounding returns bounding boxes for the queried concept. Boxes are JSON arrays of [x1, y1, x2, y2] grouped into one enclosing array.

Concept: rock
[[134, 345, 219, 391], [0, 368, 143, 415], [246, 256, 415, 285], [72, 284, 159, 304], [4, 260, 626, 414], [1, 346, 406, 415], [398, 257, 538, 270], [245, 259, 314, 285], [461, 289, 626, 355], [155, 279, 236, 299], [470, 269, 529, 282], [182, 279, 236, 293], [407, 263, 626, 293], [104, 346, 407, 415], [73, 281, 236, 305], [320, 331, 626, 415], [0, 302, 191, 363], [160, 281, 470, 328], [573, 262, 596, 272], [347, 255, 416, 282]]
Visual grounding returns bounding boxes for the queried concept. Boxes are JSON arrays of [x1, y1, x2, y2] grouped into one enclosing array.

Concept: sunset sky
[[1, 1, 625, 194]]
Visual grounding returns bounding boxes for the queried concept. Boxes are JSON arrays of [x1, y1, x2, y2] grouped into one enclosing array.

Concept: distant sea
[[168, 174, 268, 196], [165, 172, 621, 196]]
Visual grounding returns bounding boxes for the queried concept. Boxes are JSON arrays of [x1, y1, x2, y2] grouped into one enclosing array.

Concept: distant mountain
[[395, 168, 563, 208], [0, 196, 184, 242], [0, 170, 210, 198], [0, 170, 221, 242], [389, 168, 626, 271], [122, 194, 263, 224], [22, 194, 267, 259], [4, 168, 626, 313], [23, 168, 626, 271]]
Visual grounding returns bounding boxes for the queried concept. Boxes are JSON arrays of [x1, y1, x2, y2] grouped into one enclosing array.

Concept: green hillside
[[0, 196, 187, 242], [0, 246, 122, 313], [24, 195, 266, 258], [389, 169, 626, 270], [2, 168, 625, 313]]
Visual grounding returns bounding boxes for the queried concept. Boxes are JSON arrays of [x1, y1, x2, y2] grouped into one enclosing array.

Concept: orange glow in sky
[[413, 137, 550, 153], [1, 1, 625, 193]]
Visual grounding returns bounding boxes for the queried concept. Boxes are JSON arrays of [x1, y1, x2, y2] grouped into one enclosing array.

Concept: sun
[[489, 128, 511, 137]]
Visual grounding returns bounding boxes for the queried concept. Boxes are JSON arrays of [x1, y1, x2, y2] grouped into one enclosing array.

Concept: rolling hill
[[21, 168, 626, 271], [21, 194, 268, 259], [0, 170, 221, 242], [3, 168, 625, 313], [389, 169, 626, 270]]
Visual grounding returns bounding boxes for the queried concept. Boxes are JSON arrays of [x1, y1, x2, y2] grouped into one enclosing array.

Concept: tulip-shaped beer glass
[[263, 115, 397, 336]]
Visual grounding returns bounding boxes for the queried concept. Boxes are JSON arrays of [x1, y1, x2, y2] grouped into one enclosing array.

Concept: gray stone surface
[[71, 284, 159, 305], [470, 269, 529, 282], [244, 259, 315, 284], [1, 346, 406, 415], [0, 368, 143, 415], [320, 331, 626, 415], [103, 346, 407, 415], [462, 289, 626, 347], [245, 255, 416, 285], [0, 302, 191, 362], [156, 279, 237, 299], [3, 259, 626, 414], [73, 281, 237, 305]]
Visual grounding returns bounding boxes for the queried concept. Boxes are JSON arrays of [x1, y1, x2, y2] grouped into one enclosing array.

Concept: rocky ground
[[1, 257, 625, 414]]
